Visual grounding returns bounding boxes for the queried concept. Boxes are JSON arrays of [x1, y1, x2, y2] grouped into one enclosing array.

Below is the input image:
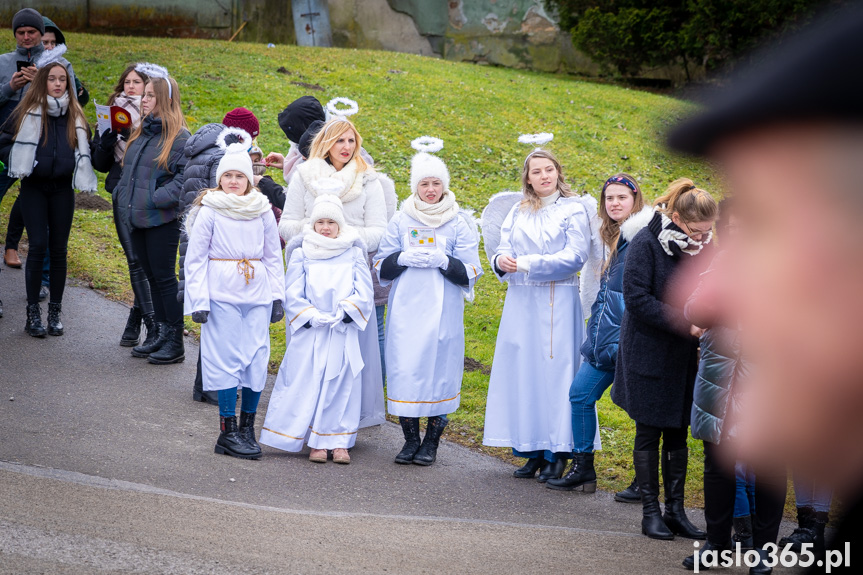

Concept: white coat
[[374, 211, 483, 417]]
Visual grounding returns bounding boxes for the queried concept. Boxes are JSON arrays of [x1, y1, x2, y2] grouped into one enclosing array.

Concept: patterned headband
[[602, 175, 638, 194]]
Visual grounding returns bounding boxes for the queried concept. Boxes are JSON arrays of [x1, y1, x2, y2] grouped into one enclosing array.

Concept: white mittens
[[397, 250, 431, 268]]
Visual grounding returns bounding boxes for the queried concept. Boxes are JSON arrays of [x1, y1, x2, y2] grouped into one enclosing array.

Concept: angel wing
[[479, 191, 522, 262], [573, 193, 605, 321], [376, 173, 398, 221]]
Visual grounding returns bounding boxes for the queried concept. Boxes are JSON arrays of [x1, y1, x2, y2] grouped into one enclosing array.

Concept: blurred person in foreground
[[668, 4, 863, 572]]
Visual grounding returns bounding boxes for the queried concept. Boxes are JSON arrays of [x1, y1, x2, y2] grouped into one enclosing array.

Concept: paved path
[[0, 264, 798, 574]]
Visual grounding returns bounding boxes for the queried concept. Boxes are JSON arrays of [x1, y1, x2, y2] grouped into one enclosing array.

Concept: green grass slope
[[0, 33, 722, 505]]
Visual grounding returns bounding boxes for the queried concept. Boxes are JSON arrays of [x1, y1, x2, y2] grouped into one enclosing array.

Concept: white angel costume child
[[183, 132, 285, 460], [260, 194, 375, 457], [374, 140, 483, 466], [481, 146, 600, 480]]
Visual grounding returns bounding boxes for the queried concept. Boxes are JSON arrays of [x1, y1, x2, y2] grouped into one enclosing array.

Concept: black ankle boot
[[749, 548, 774, 575], [120, 306, 143, 346], [132, 317, 164, 357], [513, 457, 543, 478], [546, 452, 597, 492], [192, 365, 219, 405], [395, 417, 422, 464], [615, 477, 642, 503], [634, 450, 675, 540], [238, 411, 262, 457], [662, 448, 707, 540], [215, 416, 262, 459], [779, 505, 816, 551], [733, 515, 754, 550], [24, 303, 46, 338], [537, 458, 567, 483], [147, 324, 185, 364], [813, 511, 829, 559], [413, 416, 447, 466], [46, 302, 63, 336], [682, 540, 732, 570]]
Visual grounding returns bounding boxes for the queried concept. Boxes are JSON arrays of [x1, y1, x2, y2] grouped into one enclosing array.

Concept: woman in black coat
[[611, 177, 718, 541]]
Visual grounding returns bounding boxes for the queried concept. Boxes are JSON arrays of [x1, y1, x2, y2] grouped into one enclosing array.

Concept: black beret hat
[[668, 5, 863, 156], [278, 96, 325, 144]]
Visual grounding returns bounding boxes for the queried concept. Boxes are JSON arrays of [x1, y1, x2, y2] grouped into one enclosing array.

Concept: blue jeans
[[793, 474, 833, 512], [512, 449, 567, 462], [376, 304, 386, 383], [569, 362, 614, 453], [734, 462, 756, 517]]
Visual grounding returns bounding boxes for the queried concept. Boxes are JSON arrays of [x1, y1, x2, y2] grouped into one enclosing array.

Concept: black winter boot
[[537, 458, 567, 483], [395, 417, 421, 464], [513, 457, 543, 478], [215, 416, 262, 459], [682, 540, 733, 571], [120, 306, 143, 346], [24, 303, 46, 338], [413, 416, 447, 466], [238, 411, 262, 457], [634, 450, 675, 540], [147, 324, 185, 364], [733, 515, 754, 550], [132, 317, 164, 357], [749, 548, 774, 574], [662, 448, 707, 539], [46, 302, 63, 336], [546, 452, 597, 492], [813, 511, 829, 559], [779, 506, 816, 552], [615, 477, 642, 503]]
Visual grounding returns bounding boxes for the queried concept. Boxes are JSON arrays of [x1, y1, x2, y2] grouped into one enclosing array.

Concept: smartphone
[[16, 61, 32, 72]]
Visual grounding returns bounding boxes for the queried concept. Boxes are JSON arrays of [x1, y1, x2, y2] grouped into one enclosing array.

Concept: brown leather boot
[[4, 248, 21, 268]]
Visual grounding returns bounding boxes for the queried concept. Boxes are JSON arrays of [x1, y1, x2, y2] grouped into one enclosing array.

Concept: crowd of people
[[1, 6, 862, 574]]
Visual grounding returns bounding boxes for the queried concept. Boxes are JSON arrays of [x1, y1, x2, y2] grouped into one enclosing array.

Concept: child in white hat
[[261, 187, 375, 465], [183, 128, 286, 461], [373, 138, 483, 466]]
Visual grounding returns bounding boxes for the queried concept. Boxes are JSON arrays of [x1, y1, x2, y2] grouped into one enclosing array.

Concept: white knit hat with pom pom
[[215, 127, 255, 188], [409, 136, 449, 194], [310, 183, 346, 229]]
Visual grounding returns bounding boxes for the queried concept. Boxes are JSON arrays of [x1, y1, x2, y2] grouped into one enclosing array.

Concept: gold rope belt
[[209, 258, 260, 284]]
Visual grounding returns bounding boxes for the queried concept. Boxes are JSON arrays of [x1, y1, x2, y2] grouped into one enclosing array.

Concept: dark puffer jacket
[[686, 251, 747, 445], [114, 115, 190, 230], [581, 207, 653, 372], [91, 129, 122, 194], [611, 211, 714, 429], [0, 111, 83, 191]]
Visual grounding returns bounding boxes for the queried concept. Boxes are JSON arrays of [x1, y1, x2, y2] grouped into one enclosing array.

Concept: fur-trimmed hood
[[621, 206, 655, 243]]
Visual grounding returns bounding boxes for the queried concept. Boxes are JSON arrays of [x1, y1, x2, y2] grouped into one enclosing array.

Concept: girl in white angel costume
[[261, 191, 375, 465], [374, 137, 483, 466], [482, 138, 602, 483], [183, 128, 286, 461]]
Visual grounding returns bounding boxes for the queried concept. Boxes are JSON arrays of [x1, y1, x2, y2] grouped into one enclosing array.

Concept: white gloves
[[397, 250, 431, 268], [426, 249, 449, 270], [310, 312, 330, 329], [327, 308, 346, 327]]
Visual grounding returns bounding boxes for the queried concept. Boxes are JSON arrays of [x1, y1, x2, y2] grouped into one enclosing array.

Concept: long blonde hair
[[654, 177, 718, 224], [308, 118, 369, 172], [124, 77, 188, 170], [10, 63, 86, 150], [599, 173, 644, 271], [520, 149, 573, 212]]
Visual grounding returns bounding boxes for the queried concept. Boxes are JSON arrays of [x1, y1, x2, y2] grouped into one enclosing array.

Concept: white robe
[[374, 211, 483, 417], [482, 196, 601, 454], [183, 207, 285, 392], [261, 245, 380, 451]]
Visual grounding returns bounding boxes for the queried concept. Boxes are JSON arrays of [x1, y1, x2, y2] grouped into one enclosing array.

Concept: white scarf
[[111, 93, 143, 162], [301, 224, 361, 260], [401, 189, 460, 228], [656, 211, 712, 257], [8, 93, 98, 192], [298, 157, 370, 204], [200, 189, 272, 221]]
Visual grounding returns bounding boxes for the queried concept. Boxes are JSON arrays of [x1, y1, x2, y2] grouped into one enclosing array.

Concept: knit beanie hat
[[215, 128, 255, 188], [223, 107, 259, 138], [278, 96, 325, 144], [298, 119, 324, 160], [13, 9, 44, 34], [42, 16, 65, 44], [310, 186, 346, 229], [410, 137, 450, 195]]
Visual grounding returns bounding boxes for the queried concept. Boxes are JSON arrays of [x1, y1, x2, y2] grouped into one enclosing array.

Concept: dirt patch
[[464, 356, 491, 375], [276, 67, 291, 75], [290, 81, 324, 91], [75, 193, 112, 211]]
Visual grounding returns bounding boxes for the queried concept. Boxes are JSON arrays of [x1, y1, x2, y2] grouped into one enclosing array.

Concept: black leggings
[[703, 441, 787, 547], [4, 195, 25, 250], [633, 421, 689, 452], [113, 198, 153, 315], [130, 221, 182, 328], [18, 183, 74, 305]]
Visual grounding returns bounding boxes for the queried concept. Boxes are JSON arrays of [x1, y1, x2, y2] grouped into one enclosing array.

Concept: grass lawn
[[1, 32, 738, 509]]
